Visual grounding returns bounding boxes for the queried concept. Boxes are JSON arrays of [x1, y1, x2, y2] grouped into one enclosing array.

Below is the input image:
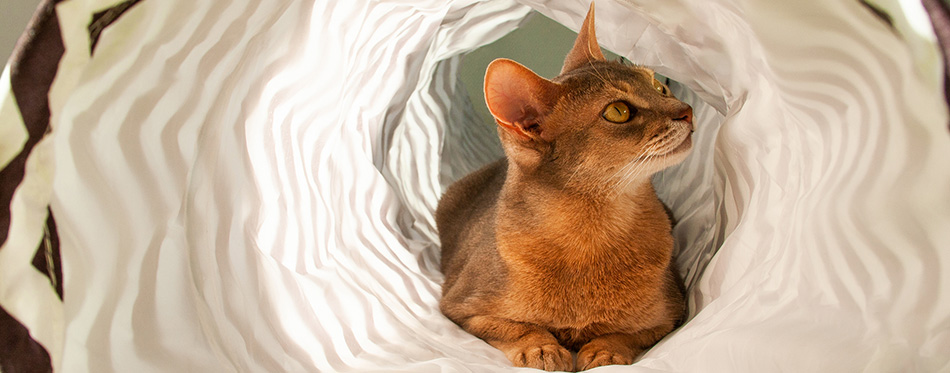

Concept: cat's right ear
[[484, 58, 561, 143], [561, 2, 606, 74]]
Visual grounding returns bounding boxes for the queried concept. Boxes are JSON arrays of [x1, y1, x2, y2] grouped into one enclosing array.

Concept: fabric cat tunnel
[[1, 0, 948, 371]]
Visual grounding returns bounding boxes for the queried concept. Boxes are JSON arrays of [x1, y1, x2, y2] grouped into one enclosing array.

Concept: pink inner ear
[[487, 78, 540, 125], [484, 59, 559, 139]]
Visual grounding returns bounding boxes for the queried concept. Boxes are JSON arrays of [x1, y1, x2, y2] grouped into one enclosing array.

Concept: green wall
[[458, 12, 618, 124]]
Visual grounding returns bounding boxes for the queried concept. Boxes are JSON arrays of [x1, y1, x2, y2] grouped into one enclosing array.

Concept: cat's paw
[[576, 343, 635, 371], [505, 342, 572, 372]]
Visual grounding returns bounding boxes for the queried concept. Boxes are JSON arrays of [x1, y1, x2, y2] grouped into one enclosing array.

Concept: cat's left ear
[[561, 2, 606, 74], [484, 58, 562, 143]]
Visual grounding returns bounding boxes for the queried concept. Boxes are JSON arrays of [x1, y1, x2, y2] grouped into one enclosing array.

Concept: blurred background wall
[[459, 12, 619, 125], [1, 0, 42, 64]]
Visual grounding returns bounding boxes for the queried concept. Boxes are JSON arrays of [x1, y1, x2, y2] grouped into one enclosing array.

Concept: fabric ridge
[[0, 0, 947, 372]]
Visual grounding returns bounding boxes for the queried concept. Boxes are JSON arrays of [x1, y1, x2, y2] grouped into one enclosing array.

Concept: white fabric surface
[[4, 0, 948, 371]]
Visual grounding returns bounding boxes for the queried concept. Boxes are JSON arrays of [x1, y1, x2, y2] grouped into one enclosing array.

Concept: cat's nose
[[674, 106, 693, 125]]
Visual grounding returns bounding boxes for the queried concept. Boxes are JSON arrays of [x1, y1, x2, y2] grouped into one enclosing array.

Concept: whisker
[[607, 141, 660, 196], [609, 144, 651, 181], [566, 158, 586, 186], [606, 157, 637, 191], [569, 137, 656, 192], [616, 141, 662, 193], [622, 150, 654, 180], [587, 60, 610, 86]]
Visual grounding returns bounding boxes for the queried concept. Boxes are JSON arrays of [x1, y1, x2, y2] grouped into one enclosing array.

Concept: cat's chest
[[499, 256, 667, 330], [492, 198, 674, 330]]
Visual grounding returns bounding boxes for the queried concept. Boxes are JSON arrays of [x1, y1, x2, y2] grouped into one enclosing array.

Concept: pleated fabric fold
[[0, 0, 947, 371]]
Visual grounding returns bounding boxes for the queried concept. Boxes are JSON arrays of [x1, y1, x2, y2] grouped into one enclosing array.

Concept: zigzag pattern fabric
[[0, 0, 948, 371]]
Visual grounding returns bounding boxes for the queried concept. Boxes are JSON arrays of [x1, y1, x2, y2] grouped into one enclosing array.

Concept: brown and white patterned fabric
[[923, 0, 950, 129], [1, 0, 948, 372], [2, 1, 65, 372], [2, 2, 140, 371]]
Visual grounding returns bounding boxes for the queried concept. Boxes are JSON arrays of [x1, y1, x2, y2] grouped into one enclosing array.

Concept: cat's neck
[[496, 168, 670, 261]]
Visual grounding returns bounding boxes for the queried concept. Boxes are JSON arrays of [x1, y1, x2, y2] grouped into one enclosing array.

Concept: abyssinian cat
[[437, 4, 691, 371]]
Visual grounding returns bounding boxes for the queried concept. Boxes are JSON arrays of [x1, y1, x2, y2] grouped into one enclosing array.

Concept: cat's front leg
[[576, 326, 672, 371], [462, 315, 572, 371], [576, 333, 638, 371]]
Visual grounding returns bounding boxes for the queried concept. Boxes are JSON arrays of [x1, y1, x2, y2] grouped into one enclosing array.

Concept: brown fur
[[437, 4, 692, 371]]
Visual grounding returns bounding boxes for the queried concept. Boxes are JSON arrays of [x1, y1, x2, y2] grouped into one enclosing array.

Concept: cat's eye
[[653, 79, 670, 96], [602, 101, 632, 123]]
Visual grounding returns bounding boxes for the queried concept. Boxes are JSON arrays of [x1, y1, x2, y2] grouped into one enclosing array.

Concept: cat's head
[[484, 3, 693, 195]]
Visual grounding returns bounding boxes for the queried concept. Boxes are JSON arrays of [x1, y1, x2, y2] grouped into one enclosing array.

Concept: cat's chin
[[654, 133, 692, 161], [668, 134, 693, 156]]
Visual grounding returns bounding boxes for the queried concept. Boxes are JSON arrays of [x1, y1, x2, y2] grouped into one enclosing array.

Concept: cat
[[437, 3, 691, 371]]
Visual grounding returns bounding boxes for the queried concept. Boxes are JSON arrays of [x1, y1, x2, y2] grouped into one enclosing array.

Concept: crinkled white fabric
[[22, 0, 949, 371]]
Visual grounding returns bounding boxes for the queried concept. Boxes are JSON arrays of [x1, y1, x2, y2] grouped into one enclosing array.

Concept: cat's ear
[[561, 2, 606, 74], [484, 58, 561, 143]]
